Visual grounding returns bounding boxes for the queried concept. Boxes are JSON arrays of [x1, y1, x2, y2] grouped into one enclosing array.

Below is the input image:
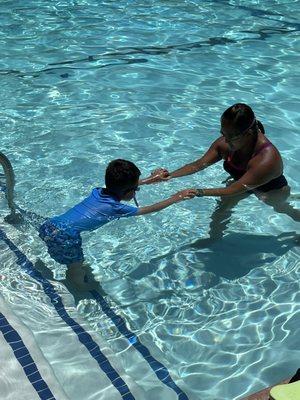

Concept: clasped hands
[[142, 167, 170, 184]]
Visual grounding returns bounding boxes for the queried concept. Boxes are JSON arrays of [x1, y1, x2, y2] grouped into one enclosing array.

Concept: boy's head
[[105, 159, 141, 200]]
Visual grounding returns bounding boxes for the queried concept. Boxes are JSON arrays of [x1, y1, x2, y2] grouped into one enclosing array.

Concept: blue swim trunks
[[39, 220, 84, 265], [39, 188, 138, 265]]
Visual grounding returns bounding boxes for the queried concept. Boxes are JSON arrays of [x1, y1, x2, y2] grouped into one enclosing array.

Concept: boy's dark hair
[[222, 103, 265, 135], [105, 159, 141, 194]]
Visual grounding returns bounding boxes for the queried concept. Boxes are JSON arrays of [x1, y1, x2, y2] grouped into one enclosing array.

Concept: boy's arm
[[136, 189, 197, 216]]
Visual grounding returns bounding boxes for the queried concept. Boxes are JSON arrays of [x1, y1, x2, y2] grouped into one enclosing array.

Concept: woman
[[140, 103, 299, 239]]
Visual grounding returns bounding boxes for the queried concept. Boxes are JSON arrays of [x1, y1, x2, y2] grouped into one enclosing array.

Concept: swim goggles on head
[[124, 185, 140, 207], [133, 194, 139, 207], [221, 117, 257, 141], [240, 117, 257, 135], [132, 186, 140, 207]]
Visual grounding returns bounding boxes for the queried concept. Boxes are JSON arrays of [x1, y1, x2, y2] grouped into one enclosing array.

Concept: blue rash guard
[[39, 188, 138, 265], [51, 187, 138, 232]]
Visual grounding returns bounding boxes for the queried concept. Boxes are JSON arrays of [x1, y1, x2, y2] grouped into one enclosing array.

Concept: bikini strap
[[253, 141, 273, 156]]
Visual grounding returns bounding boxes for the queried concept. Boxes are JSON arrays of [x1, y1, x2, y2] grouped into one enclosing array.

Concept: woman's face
[[220, 119, 250, 151]]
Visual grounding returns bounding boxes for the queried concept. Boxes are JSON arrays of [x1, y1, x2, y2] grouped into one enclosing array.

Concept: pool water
[[0, 1, 299, 399]]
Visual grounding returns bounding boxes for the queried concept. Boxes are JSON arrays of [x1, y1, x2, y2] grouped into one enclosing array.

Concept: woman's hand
[[151, 168, 170, 180], [140, 168, 170, 185], [171, 188, 198, 202]]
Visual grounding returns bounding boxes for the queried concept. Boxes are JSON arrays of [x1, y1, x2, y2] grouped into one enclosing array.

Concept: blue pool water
[[0, 1, 299, 399]]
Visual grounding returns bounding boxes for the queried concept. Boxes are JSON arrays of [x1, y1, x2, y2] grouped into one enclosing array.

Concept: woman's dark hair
[[222, 103, 265, 135], [105, 159, 141, 194], [257, 120, 265, 134]]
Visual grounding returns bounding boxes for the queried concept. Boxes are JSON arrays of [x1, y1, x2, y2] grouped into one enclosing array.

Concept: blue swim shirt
[[50, 188, 138, 233]]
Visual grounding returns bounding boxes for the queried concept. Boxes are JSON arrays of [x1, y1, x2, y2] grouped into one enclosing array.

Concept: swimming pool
[[0, 1, 299, 399]]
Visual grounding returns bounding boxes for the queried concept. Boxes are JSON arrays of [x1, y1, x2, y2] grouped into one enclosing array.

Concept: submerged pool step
[[0, 294, 69, 400], [0, 223, 145, 400], [0, 221, 188, 400]]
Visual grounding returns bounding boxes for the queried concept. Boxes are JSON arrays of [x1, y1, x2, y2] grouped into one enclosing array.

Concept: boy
[[39, 159, 197, 291]]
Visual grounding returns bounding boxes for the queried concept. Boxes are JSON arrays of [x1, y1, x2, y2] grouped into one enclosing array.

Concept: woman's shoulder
[[249, 136, 283, 172], [254, 136, 281, 158], [213, 136, 230, 158]]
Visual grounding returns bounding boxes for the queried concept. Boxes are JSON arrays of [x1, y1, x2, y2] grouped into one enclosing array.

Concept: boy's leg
[[39, 220, 105, 296]]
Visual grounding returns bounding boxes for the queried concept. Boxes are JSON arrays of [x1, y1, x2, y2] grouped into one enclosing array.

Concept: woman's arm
[[197, 151, 282, 198], [170, 138, 223, 178], [139, 137, 224, 185], [139, 168, 169, 185]]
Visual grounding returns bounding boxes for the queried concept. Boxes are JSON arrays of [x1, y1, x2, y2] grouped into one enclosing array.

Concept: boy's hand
[[171, 189, 198, 202]]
